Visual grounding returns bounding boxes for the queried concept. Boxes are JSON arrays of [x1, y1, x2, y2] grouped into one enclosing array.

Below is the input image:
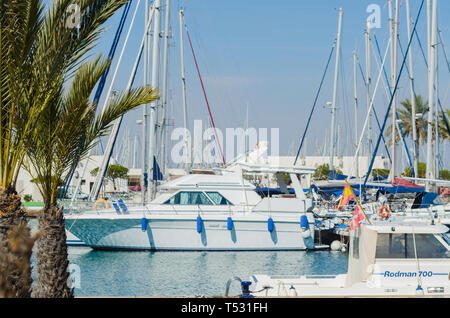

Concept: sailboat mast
[[133, 135, 138, 169], [426, 0, 438, 190], [392, 0, 400, 181], [329, 8, 343, 175], [142, 0, 151, 204], [353, 51, 359, 177], [159, 0, 171, 177], [179, 9, 190, 172], [148, 0, 162, 201], [405, 0, 419, 178], [90, 4, 156, 202], [365, 26, 373, 158]]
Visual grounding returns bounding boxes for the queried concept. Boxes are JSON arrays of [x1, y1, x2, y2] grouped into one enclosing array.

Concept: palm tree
[[24, 56, 158, 297], [14, 0, 158, 297], [0, 0, 156, 297], [386, 95, 429, 164], [0, 0, 47, 297]]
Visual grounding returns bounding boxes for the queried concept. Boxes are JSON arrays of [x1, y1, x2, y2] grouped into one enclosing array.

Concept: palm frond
[[24, 54, 159, 204]]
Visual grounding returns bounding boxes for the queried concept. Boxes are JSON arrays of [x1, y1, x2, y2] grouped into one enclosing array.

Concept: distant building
[[280, 155, 390, 178], [17, 156, 125, 202]]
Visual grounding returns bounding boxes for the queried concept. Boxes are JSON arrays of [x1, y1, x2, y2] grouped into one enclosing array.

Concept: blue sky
[[52, 0, 450, 170]]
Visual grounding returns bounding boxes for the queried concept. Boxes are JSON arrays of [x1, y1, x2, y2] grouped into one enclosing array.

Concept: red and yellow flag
[[338, 183, 355, 210]]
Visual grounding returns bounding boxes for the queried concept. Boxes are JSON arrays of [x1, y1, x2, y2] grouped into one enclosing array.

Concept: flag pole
[[345, 178, 371, 224]]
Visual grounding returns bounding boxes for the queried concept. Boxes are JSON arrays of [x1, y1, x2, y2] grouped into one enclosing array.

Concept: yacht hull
[[65, 214, 315, 251]]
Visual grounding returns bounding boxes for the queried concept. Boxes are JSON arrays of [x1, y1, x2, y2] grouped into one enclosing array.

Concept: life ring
[[94, 198, 109, 210], [379, 206, 390, 218]]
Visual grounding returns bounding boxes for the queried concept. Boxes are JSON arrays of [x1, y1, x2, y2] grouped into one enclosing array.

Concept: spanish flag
[[338, 183, 355, 209]]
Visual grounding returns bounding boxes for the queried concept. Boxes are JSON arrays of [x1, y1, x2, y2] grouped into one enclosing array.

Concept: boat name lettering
[[383, 271, 433, 278]]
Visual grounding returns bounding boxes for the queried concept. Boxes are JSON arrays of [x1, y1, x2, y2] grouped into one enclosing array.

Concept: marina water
[[50, 248, 348, 297], [30, 218, 347, 296]]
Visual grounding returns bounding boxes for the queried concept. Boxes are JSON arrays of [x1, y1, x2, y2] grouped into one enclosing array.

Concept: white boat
[[64, 165, 323, 251], [65, 231, 87, 247], [245, 216, 450, 297]]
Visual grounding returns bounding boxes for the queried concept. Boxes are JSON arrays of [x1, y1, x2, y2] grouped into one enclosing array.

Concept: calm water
[[28, 219, 348, 297]]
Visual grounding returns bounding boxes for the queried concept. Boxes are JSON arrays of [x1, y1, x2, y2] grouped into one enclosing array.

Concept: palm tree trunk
[[0, 187, 33, 298], [34, 204, 73, 298]]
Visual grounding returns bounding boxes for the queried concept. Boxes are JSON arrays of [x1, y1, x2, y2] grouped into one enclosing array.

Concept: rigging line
[[339, 49, 351, 156], [293, 42, 336, 165], [200, 5, 248, 127], [185, 25, 226, 166], [407, 31, 450, 137], [372, 34, 414, 172], [186, 12, 233, 129], [363, 0, 425, 193], [438, 29, 450, 74], [90, 4, 156, 201], [395, 35, 428, 136], [357, 62, 392, 163], [186, 13, 234, 130]]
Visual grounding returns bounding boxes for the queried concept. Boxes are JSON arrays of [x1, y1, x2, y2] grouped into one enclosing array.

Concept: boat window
[[441, 233, 450, 246], [376, 234, 450, 259], [205, 192, 233, 205], [163, 191, 213, 205]]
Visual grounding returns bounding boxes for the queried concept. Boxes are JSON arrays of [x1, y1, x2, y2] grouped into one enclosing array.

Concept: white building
[[17, 156, 126, 202]]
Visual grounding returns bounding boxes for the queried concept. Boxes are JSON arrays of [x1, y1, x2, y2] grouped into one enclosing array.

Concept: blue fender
[[300, 215, 309, 229], [227, 217, 233, 230], [141, 218, 147, 231], [267, 217, 275, 232], [197, 216, 203, 233]]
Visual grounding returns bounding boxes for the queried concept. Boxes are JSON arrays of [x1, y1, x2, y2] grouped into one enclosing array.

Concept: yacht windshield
[[376, 234, 450, 259], [205, 192, 233, 205], [163, 191, 213, 205]]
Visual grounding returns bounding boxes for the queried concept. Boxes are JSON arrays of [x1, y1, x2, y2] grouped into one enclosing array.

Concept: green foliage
[[440, 170, 450, 180], [90, 167, 99, 177], [107, 164, 129, 180], [372, 169, 390, 178], [313, 164, 342, 180], [439, 109, 450, 140], [402, 162, 427, 178], [271, 172, 290, 185], [24, 57, 157, 203], [91, 164, 129, 190]]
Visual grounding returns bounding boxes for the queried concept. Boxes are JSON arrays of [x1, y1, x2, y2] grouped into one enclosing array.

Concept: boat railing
[[62, 199, 253, 216]]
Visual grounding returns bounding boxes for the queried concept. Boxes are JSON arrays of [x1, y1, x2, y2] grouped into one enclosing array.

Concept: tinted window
[[205, 192, 232, 205], [376, 234, 450, 259], [163, 192, 213, 205]]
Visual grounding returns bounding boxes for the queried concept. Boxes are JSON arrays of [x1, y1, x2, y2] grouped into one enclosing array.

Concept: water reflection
[[67, 248, 348, 297]]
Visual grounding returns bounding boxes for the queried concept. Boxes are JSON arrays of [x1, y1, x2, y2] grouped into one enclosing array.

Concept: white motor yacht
[[65, 165, 321, 251], [246, 216, 450, 297]]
